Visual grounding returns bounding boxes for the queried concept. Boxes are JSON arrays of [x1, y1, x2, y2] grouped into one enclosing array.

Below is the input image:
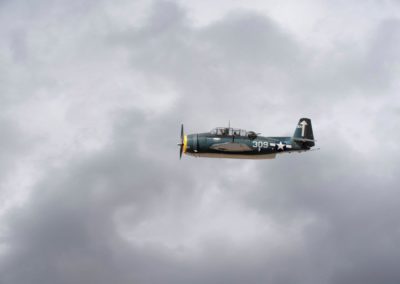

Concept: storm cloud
[[1, 0, 400, 283]]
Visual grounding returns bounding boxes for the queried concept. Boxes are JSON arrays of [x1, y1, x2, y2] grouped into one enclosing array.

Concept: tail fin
[[292, 118, 315, 148]]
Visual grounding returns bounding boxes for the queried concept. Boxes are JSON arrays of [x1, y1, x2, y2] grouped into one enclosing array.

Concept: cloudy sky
[[1, 0, 400, 283]]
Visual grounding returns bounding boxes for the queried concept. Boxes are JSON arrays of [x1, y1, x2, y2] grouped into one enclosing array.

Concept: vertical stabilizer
[[293, 118, 315, 147]]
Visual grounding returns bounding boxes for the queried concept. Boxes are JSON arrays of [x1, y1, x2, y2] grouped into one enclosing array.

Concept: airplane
[[178, 118, 316, 159]]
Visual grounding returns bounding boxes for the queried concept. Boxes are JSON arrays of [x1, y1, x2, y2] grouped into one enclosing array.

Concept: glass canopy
[[210, 127, 248, 137]]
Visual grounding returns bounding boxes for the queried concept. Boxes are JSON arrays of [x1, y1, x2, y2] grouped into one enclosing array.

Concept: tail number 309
[[252, 141, 269, 151]]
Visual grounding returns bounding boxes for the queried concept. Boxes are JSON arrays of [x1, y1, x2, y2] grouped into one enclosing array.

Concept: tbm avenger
[[178, 118, 316, 159]]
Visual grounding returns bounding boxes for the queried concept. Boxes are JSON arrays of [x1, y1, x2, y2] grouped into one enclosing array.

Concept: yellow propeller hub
[[183, 135, 187, 153]]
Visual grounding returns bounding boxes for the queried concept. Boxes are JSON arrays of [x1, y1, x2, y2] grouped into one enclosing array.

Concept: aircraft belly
[[187, 152, 277, 160]]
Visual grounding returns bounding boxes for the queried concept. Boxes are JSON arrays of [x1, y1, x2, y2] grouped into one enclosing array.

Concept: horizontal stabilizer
[[292, 138, 316, 143]]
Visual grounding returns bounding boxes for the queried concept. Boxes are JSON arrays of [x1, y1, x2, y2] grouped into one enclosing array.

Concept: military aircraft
[[178, 118, 316, 159]]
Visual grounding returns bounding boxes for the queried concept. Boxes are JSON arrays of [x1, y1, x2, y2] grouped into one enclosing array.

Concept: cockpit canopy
[[210, 127, 248, 137]]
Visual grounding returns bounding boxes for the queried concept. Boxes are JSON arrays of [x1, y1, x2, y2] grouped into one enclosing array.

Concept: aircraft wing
[[210, 142, 253, 152]]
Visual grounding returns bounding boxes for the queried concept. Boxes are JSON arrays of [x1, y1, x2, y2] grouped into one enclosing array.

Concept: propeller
[[177, 124, 184, 159]]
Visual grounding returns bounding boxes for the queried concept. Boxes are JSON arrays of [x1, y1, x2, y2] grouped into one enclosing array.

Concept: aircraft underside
[[186, 150, 306, 159], [186, 152, 278, 159]]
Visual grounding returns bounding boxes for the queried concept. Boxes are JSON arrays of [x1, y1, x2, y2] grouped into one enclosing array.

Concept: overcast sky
[[1, 0, 400, 283]]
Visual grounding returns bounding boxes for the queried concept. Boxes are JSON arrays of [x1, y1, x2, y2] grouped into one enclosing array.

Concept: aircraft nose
[[185, 134, 192, 153], [185, 134, 198, 153], [183, 134, 188, 153]]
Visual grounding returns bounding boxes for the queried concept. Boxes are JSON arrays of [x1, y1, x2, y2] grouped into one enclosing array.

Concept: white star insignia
[[277, 141, 285, 150]]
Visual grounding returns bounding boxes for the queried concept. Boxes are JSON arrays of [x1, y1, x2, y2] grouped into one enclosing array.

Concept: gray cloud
[[0, 118, 26, 181], [1, 1, 400, 284]]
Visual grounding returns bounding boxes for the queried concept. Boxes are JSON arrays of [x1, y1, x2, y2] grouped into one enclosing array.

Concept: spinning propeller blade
[[178, 124, 184, 159]]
